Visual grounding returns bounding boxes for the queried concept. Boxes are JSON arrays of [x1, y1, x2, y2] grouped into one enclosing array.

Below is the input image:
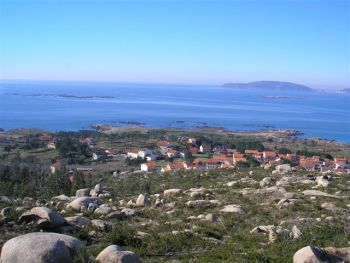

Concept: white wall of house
[[140, 163, 149, 172]]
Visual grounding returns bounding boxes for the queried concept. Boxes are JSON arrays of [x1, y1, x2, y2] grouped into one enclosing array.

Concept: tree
[[278, 148, 292, 154]]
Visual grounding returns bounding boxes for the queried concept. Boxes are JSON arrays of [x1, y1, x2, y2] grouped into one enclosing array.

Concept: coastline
[[2, 122, 348, 145]]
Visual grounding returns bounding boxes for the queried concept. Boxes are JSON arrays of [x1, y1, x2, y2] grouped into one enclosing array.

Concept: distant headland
[[222, 81, 314, 92]]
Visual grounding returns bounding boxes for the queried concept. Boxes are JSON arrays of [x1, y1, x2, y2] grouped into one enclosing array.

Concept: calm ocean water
[[0, 80, 349, 142]]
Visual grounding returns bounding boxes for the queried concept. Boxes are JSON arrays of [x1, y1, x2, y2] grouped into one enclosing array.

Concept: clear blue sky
[[0, 0, 349, 89]]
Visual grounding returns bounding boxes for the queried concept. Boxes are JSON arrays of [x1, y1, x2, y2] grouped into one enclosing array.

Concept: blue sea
[[0, 80, 349, 142]]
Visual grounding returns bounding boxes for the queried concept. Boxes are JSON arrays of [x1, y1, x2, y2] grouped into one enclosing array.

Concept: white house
[[127, 149, 140, 159], [47, 141, 56, 150], [199, 143, 212, 153], [140, 161, 158, 172]]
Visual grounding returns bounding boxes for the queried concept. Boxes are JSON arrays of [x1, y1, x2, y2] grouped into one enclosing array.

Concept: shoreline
[[2, 123, 349, 145]]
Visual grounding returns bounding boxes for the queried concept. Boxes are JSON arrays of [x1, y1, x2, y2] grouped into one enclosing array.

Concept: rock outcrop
[[0, 232, 84, 263], [95, 245, 141, 263]]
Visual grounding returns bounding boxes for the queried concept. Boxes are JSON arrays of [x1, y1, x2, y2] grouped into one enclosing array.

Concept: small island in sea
[[222, 81, 314, 92]]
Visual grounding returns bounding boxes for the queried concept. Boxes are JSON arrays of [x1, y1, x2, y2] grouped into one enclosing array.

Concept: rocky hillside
[[0, 166, 349, 262]]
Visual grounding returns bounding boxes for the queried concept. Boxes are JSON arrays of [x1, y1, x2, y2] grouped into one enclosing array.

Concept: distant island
[[222, 81, 314, 92], [340, 88, 350, 94]]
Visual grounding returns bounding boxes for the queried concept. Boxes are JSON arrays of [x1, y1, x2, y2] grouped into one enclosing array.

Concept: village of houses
[[45, 134, 350, 176]]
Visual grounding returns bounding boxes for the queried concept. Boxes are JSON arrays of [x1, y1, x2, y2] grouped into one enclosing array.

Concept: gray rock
[[136, 194, 150, 207], [52, 194, 71, 202], [19, 207, 65, 228], [75, 188, 90, 197], [277, 198, 296, 209], [291, 225, 302, 239], [121, 208, 139, 218], [163, 189, 182, 197], [205, 213, 218, 223], [316, 176, 330, 187], [220, 205, 243, 214], [91, 219, 112, 232], [88, 203, 99, 212], [106, 211, 127, 220], [293, 246, 350, 263], [0, 196, 11, 203], [186, 200, 212, 208], [94, 205, 112, 215], [250, 225, 275, 234], [65, 216, 91, 227], [302, 190, 340, 199], [260, 177, 273, 187], [1, 207, 13, 218], [276, 164, 292, 174], [67, 197, 104, 211], [321, 202, 341, 212], [95, 245, 141, 263], [94, 183, 104, 194], [0, 232, 84, 263]]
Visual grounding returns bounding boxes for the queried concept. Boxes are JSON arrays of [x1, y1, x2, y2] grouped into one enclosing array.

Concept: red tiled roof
[[167, 149, 177, 154], [245, 150, 260, 155], [145, 161, 158, 168], [170, 162, 185, 169], [233, 153, 245, 158], [39, 135, 52, 141], [264, 151, 276, 156]]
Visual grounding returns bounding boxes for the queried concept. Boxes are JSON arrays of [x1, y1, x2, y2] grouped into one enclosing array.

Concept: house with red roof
[[233, 153, 246, 165], [141, 161, 158, 173], [263, 151, 277, 161], [167, 149, 177, 158]]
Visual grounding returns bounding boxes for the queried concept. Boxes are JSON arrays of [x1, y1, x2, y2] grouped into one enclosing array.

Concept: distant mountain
[[340, 88, 350, 94], [222, 81, 314, 92]]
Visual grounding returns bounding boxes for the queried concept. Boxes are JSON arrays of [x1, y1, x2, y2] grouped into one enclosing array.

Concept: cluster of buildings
[[134, 138, 350, 174], [41, 134, 349, 175]]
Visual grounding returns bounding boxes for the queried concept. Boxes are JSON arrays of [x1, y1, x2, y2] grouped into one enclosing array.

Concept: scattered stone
[[291, 225, 302, 239], [94, 183, 104, 194], [88, 202, 99, 212], [67, 197, 104, 211], [1, 207, 13, 218], [0, 196, 11, 203], [106, 211, 127, 220], [250, 225, 277, 243], [76, 188, 90, 197], [94, 204, 112, 215], [316, 176, 330, 187], [321, 202, 341, 212], [0, 232, 84, 263], [136, 194, 150, 207], [91, 219, 112, 232], [276, 164, 292, 174], [186, 200, 212, 208], [154, 198, 164, 207], [226, 181, 237, 187], [205, 213, 218, 223], [220, 205, 243, 214], [260, 177, 274, 187], [121, 208, 139, 218], [164, 189, 182, 197], [52, 194, 71, 202], [277, 198, 296, 209], [19, 207, 65, 229], [65, 216, 91, 227], [302, 190, 340, 199]]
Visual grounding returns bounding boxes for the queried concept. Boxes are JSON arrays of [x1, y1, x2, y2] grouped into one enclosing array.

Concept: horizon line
[[0, 78, 347, 91]]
